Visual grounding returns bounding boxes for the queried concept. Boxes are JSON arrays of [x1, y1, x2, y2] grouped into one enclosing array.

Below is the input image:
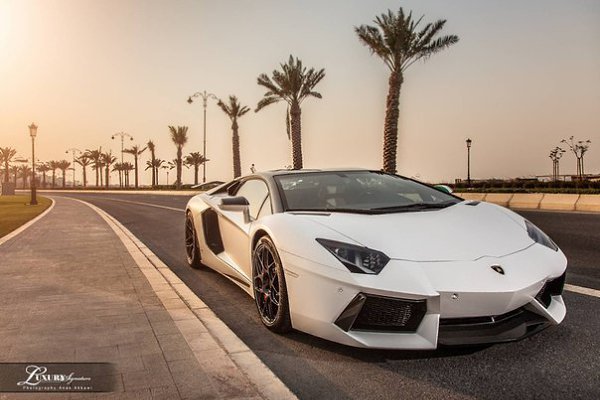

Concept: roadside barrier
[[457, 192, 599, 212]]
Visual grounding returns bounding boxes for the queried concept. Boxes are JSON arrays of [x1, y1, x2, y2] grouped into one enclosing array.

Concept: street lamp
[[466, 138, 472, 186], [65, 148, 82, 188], [28, 123, 38, 205], [187, 90, 217, 183], [111, 132, 133, 164]]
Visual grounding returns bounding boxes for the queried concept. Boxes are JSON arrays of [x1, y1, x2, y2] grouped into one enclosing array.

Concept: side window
[[235, 179, 269, 220]]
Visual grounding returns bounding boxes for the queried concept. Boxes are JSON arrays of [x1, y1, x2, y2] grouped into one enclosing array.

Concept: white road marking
[[565, 284, 600, 298], [80, 196, 185, 212]]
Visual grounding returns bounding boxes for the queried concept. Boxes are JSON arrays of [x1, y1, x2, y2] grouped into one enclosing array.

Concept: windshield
[[274, 171, 460, 213]]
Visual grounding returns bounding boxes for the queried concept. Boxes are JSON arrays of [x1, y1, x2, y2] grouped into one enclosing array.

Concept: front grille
[[348, 294, 427, 332], [535, 272, 566, 308]]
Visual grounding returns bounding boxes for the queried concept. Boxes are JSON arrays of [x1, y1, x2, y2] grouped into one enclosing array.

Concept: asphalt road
[[52, 192, 600, 399]]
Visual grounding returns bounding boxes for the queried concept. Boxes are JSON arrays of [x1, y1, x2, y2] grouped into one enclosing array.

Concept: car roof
[[255, 168, 371, 179]]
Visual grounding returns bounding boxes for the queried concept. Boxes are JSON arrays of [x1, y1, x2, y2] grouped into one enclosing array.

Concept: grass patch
[[0, 195, 52, 238]]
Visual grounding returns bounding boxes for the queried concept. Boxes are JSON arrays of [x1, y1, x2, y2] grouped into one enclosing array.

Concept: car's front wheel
[[252, 236, 291, 333], [185, 212, 202, 269]]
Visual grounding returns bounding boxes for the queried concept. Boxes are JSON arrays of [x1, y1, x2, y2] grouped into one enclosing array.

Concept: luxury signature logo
[[17, 365, 91, 387]]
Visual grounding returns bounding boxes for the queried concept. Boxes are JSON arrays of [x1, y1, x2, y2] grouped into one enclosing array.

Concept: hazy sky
[[1, 0, 599, 185]]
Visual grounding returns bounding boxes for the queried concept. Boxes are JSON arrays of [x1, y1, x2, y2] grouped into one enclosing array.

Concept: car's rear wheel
[[252, 236, 291, 333], [185, 212, 202, 269]]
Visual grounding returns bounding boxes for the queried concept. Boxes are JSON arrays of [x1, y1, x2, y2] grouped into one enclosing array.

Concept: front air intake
[[335, 293, 427, 332], [535, 272, 566, 308]]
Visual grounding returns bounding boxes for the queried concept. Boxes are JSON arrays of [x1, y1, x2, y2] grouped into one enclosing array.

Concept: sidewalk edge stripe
[[73, 197, 297, 400], [0, 198, 55, 247]]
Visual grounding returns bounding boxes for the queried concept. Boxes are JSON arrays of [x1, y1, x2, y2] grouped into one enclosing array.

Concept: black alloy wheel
[[252, 236, 291, 333], [185, 212, 202, 269]]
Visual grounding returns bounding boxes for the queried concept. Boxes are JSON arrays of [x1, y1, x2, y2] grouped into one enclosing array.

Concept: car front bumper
[[281, 244, 567, 349]]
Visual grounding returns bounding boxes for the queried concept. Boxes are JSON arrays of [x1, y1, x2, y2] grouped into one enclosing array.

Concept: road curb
[[0, 198, 55, 247], [458, 192, 600, 213], [74, 198, 297, 400]]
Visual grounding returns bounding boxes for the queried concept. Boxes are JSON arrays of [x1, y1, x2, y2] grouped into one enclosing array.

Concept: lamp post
[[111, 132, 133, 164], [65, 148, 82, 187], [28, 123, 38, 205], [466, 138, 472, 186], [112, 132, 133, 188], [187, 90, 217, 183]]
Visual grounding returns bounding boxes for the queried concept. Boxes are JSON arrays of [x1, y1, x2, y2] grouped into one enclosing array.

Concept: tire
[[252, 236, 292, 333], [185, 212, 202, 269]]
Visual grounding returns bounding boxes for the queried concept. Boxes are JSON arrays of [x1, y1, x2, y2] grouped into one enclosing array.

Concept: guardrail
[[458, 193, 600, 212]]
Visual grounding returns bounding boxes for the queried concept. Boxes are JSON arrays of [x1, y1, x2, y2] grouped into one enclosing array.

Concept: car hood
[[299, 202, 533, 262]]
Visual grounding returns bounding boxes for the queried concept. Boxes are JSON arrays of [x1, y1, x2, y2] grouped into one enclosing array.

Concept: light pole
[[466, 138, 472, 186], [187, 90, 217, 183], [28, 123, 38, 205], [65, 148, 82, 187], [112, 132, 133, 188], [111, 132, 133, 164]]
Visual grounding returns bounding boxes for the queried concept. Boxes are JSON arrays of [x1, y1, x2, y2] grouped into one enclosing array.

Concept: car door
[[217, 178, 271, 282]]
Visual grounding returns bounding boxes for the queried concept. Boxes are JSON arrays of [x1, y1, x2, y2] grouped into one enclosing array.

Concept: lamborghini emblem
[[491, 265, 505, 275]]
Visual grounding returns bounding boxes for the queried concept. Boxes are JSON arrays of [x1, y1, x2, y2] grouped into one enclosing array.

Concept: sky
[[0, 0, 599, 185]]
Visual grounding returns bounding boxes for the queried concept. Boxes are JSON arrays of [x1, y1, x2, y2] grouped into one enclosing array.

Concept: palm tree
[[146, 158, 165, 186], [217, 96, 250, 178], [168, 126, 189, 189], [9, 165, 19, 186], [74, 155, 91, 188], [85, 148, 103, 187], [123, 145, 147, 189], [19, 165, 32, 189], [56, 160, 71, 188], [112, 162, 124, 187], [355, 8, 459, 173], [122, 162, 134, 187], [37, 163, 51, 188], [48, 161, 59, 188], [0, 147, 17, 183], [101, 152, 116, 188], [256, 56, 325, 169], [184, 152, 208, 185], [147, 140, 157, 187]]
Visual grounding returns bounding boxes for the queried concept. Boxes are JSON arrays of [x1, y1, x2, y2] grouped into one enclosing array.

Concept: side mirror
[[219, 196, 250, 223], [433, 184, 453, 194]]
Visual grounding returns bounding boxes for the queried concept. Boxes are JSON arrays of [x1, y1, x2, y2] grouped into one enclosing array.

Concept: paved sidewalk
[[0, 196, 289, 399]]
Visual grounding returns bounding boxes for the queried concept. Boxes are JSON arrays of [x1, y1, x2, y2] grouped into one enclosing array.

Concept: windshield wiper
[[370, 201, 457, 212]]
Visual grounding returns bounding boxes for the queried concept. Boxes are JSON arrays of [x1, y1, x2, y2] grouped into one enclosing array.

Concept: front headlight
[[316, 238, 390, 274], [525, 220, 558, 251]]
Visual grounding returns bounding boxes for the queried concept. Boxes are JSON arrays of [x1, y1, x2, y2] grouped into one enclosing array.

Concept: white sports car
[[184, 169, 567, 349]]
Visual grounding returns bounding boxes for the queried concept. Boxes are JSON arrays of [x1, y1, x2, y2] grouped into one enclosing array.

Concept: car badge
[[491, 265, 505, 275]]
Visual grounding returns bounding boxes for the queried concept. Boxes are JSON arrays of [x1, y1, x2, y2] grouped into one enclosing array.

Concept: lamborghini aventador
[[184, 169, 567, 349]]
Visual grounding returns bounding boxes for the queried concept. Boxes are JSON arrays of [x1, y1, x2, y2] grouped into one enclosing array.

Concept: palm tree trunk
[[3, 161, 8, 182], [290, 100, 303, 169], [150, 150, 156, 187], [105, 167, 109, 188], [134, 155, 139, 188], [82, 166, 87, 188], [42, 172, 46, 188], [52, 171, 56, 188], [62, 170, 66, 188], [95, 165, 99, 186], [176, 147, 182, 189], [194, 165, 199, 185], [232, 120, 241, 178], [22, 175, 27, 189], [382, 70, 403, 173]]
